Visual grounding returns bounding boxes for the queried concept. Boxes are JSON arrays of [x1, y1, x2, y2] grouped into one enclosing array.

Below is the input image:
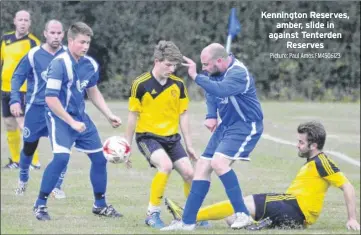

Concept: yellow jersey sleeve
[[324, 172, 349, 188], [128, 78, 144, 112], [178, 79, 189, 114], [29, 34, 41, 46], [316, 154, 349, 187]]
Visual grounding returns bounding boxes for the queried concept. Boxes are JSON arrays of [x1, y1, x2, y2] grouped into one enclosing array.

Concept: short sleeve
[[179, 82, 189, 114], [86, 70, 99, 88], [316, 154, 349, 187], [128, 80, 144, 112]]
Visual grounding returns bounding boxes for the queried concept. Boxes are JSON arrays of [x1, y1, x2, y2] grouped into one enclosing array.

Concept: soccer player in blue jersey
[[162, 43, 264, 231], [32, 22, 122, 221], [10, 20, 68, 199]]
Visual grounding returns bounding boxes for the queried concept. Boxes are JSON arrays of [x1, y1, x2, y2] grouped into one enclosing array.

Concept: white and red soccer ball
[[103, 136, 131, 164]]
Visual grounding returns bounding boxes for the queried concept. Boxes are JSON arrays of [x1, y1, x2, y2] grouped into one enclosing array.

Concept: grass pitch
[[1, 101, 360, 234]]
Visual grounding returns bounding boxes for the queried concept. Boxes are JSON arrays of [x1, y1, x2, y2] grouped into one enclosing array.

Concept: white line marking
[[262, 133, 360, 167]]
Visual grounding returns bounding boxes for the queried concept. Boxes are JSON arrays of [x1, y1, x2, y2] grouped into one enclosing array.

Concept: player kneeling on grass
[[163, 121, 360, 231], [32, 22, 122, 221]]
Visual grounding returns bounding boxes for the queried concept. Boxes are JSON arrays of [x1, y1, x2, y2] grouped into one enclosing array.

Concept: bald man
[[162, 43, 264, 231], [10, 20, 68, 199], [1, 10, 41, 169]]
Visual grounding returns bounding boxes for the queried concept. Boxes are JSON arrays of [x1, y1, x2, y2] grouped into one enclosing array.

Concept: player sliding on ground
[[164, 121, 360, 231]]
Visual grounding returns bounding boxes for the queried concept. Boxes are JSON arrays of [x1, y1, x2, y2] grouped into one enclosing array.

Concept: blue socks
[[88, 151, 108, 208], [182, 180, 210, 225], [19, 150, 32, 182], [35, 153, 69, 207], [219, 169, 249, 215], [55, 165, 68, 189], [35, 151, 108, 208]]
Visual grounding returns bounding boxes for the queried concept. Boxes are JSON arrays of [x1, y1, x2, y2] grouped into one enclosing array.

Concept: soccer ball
[[103, 136, 131, 164]]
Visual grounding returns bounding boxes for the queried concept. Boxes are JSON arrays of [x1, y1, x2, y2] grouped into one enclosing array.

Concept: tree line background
[[1, 1, 360, 101]]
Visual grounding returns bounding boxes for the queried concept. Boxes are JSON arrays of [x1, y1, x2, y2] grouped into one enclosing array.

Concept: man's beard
[[298, 149, 312, 158]]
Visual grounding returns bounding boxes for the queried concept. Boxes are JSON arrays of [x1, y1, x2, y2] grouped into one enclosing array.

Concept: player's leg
[[2, 92, 21, 168], [161, 127, 224, 231], [18, 92, 41, 168], [16, 104, 47, 195], [173, 158, 193, 197], [51, 165, 68, 199], [33, 112, 74, 221], [165, 194, 257, 223], [168, 137, 193, 199], [242, 193, 305, 230], [212, 121, 263, 229], [15, 140, 39, 195], [136, 134, 173, 228], [74, 115, 122, 217], [170, 140, 211, 228], [211, 153, 253, 229]]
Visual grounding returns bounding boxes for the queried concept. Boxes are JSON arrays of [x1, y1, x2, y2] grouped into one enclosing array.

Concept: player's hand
[[204, 118, 218, 132], [70, 120, 86, 133], [182, 56, 197, 80], [107, 114, 122, 128], [186, 146, 198, 161], [10, 103, 23, 117], [346, 219, 360, 231]]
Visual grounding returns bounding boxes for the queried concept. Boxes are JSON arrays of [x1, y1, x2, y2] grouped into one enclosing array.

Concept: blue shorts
[[253, 193, 306, 229], [46, 112, 103, 154], [23, 104, 48, 142], [201, 121, 263, 160]]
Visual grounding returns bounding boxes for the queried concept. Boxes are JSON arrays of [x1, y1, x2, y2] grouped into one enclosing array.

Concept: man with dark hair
[[164, 121, 360, 231], [32, 22, 122, 221]]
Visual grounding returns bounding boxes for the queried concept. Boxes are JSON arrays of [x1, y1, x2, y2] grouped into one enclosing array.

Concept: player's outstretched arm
[[340, 182, 360, 231], [86, 85, 121, 128]]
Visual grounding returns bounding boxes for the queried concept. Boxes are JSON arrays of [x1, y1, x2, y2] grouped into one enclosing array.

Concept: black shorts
[[253, 193, 306, 229], [1, 91, 26, 117], [135, 132, 187, 168]]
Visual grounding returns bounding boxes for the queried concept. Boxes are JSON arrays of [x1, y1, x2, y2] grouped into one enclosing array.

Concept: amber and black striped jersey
[[1, 31, 40, 92], [286, 152, 349, 225], [128, 72, 189, 136]]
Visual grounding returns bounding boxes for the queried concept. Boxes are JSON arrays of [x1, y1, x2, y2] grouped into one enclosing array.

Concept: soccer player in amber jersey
[[125, 40, 207, 229], [1, 10, 41, 169], [165, 121, 360, 231]]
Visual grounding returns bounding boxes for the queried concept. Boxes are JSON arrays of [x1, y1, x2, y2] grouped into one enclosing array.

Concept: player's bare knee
[[210, 158, 226, 174], [3, 117, 18, 131], [181, 169, 194, 183], [193, 159, 212, 180], [158, 160, 173, 174]]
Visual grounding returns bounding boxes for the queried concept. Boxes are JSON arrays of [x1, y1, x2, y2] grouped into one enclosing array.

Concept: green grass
[[1, 101, 360, 234]]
